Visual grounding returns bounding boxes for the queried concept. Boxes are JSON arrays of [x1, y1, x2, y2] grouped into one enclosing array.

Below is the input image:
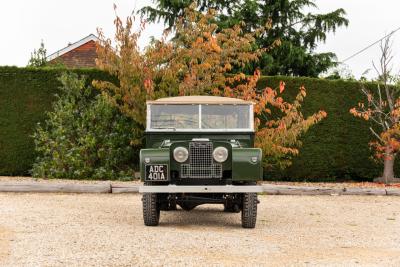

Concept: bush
[[32, 73, 137, 180]]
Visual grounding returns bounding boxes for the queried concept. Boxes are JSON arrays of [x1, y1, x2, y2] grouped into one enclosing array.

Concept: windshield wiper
[[151, 127, 177, 131]]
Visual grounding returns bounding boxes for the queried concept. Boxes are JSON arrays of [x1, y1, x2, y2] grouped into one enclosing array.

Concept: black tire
[[179, 202, 198, 211], [142, 193, 160, 226], [241, 193, 258, 228]]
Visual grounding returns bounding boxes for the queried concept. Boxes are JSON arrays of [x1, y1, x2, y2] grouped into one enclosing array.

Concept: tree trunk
[[374, 150, 400, 184], [382, 156, 395, 184]]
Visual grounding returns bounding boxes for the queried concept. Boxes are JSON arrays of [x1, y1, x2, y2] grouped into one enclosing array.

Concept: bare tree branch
[[369, 127, 383, 141]]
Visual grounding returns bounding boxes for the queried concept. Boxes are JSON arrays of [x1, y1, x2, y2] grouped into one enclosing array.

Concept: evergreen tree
[[140, 0, 348, 77], [28, 40, 47, 67]]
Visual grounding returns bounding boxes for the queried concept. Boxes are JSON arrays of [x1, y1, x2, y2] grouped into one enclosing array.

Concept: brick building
[[47, 34, 99, 68]]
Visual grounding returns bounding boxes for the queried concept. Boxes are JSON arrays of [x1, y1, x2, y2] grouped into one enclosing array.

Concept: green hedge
[[257, 76, 387, 181], [0, 66, 114, 176], [0, 67, 393, 180]]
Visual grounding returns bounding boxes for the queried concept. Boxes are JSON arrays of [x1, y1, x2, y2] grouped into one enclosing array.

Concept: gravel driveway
[[0, 193, 399, 266]]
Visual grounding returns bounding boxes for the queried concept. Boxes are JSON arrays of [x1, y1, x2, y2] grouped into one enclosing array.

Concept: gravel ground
[[0, 194, 399, 267]]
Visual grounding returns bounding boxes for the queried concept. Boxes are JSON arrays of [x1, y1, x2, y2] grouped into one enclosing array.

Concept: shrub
[[32, 72, 137, 180], [96, 4, 325, 172]]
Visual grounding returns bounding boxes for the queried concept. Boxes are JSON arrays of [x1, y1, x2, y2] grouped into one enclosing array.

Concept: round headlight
[[213, 147, 228, 163], [173, 147, 189, 163]]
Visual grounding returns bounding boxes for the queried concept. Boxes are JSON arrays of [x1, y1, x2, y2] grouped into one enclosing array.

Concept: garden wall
[[0, 67, 392, 180]]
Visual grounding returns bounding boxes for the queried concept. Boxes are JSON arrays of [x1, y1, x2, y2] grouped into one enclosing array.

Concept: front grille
[[190, 142, 213, 166], [181, 142, 222, 178]]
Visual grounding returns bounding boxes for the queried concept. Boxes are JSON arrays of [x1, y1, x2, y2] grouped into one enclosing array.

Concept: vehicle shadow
[[159, 205, 242, 228]]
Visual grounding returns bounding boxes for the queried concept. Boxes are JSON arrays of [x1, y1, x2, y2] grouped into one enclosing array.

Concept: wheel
[[241, 193, 258, 228], [179, 202, 198, 211], [142, 193, 160, 226]]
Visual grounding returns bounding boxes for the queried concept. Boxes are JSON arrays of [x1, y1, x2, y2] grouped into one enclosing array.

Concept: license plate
[[145, 164, 168, 181]]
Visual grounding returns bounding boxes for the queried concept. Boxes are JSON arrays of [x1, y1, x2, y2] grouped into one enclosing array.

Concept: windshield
[[148, 104, 253, 131], [149, 105, 199, 129]]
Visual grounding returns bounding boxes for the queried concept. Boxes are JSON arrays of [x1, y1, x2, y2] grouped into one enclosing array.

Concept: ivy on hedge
[[32, 73, 137, 180], [0, 66, 391, 180]]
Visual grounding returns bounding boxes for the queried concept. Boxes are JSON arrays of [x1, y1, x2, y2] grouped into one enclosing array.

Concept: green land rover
[[139, 96, 263, 228]]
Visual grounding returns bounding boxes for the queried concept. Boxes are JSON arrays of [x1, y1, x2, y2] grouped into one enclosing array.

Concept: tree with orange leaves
[[350, 36, 400, 184], [95, 4, 326, 170]]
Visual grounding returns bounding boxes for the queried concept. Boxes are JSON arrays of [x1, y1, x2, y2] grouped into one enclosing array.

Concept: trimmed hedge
[[258, 76, 386, 181], [0, 67, 393, 180], [0, 66, 114, 176]]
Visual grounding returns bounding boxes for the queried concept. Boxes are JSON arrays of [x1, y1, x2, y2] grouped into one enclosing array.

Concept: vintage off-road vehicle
[[139, 96, 263, 228]]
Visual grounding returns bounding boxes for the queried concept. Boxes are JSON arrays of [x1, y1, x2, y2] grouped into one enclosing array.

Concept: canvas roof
[[147, 96, 253, 105]]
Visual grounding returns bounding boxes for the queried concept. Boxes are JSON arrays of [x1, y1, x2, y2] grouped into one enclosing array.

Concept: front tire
[[241, 193, 258, 228], [142, 193, 160, 226]]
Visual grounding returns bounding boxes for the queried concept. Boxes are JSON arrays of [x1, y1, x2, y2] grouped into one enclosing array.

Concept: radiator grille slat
[[181, 142, 222, 179]]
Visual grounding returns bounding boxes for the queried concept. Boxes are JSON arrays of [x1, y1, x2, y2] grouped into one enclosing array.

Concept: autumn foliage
[[95, 4, 327, 169], [350, 37, 400, 182], [350, 98, 400, 161]]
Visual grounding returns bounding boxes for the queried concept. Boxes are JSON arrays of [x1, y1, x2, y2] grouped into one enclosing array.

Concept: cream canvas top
[[147, 95, 253, 105]]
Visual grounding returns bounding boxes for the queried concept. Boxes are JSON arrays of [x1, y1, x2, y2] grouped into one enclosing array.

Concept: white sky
[[0, 0, 399, 79]]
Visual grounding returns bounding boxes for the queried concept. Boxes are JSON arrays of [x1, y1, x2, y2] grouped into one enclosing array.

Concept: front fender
[[232, 148, 262, 182], [140, 148, 170, 182]]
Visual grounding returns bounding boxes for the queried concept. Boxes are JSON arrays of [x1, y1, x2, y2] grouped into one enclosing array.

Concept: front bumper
[[139, 185, 263, 193]]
